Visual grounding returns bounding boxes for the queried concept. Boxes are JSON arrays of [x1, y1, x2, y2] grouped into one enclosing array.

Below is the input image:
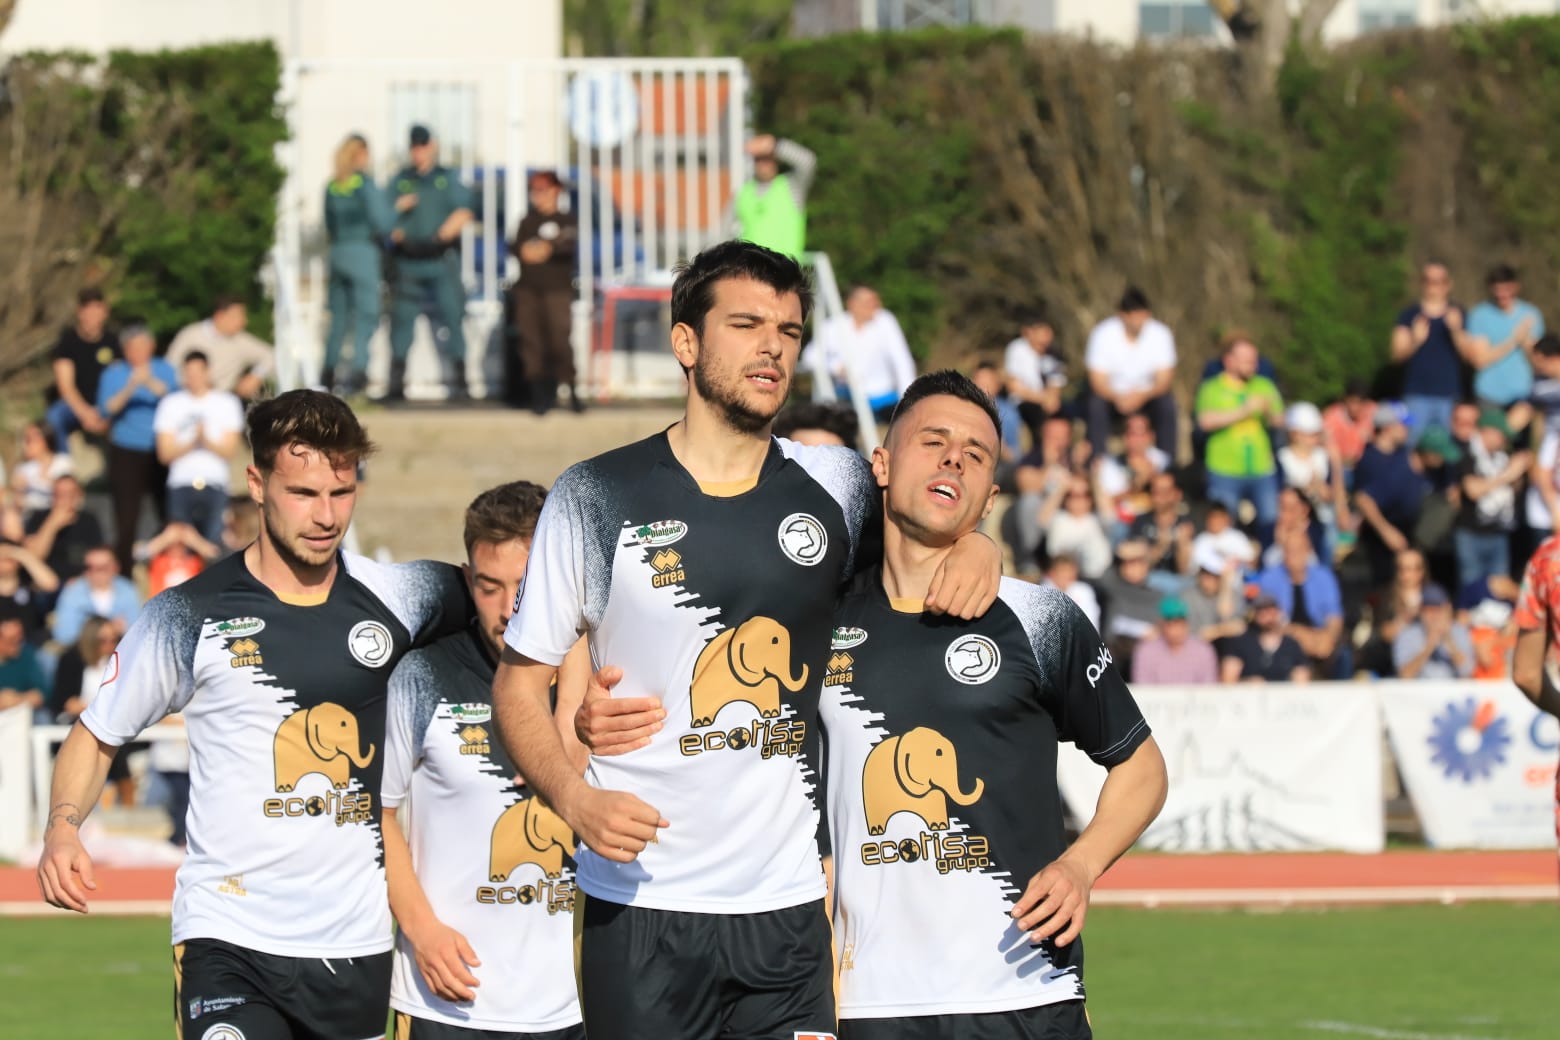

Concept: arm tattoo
[[45, 803, 83, 834]]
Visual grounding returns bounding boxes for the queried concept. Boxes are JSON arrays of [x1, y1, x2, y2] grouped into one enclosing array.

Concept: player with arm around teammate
[[382, 481, 590, 1040], [38, 390, 469, 1040]]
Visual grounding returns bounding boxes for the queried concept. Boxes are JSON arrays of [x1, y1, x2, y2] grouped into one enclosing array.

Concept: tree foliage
[[565, 0, 791, 56]]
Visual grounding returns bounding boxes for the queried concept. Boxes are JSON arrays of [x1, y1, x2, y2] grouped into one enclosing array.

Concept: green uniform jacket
[[391, 164, 475, 274], [325, 174, 395, 247]]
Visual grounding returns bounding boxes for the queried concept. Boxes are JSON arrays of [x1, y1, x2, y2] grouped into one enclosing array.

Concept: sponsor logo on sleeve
[[1086, 645, 1114, 688], [944, 635, 1000, 685], [778, 512, 827, 566]]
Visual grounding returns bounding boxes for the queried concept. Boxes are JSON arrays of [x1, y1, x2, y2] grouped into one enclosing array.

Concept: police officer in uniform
[[323, 133, 395, 396], [387, 125, 474, 402]]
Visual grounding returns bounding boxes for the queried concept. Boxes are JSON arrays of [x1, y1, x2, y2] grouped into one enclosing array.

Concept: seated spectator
[[1524, 334, 1560, 540], [1262, 487, 1318, 569], [971, 361, 1023, 478], [1279, 402, 1350, 559], [1392, 582, 1473, 679], [1464, 587, 1516, 680], [772, 401, 859, 449], [1448, 399, 1480, 457], [1097, 413, 1169, 528], [51, 544, 141, 646], [0, 539, 59, 644], [44, 286, 120, 451], [166, 294, 274, 400], [1003, 311, 1068, 440], [1010, 414, 1083, 575], [49, 614, 137, 806], [1454, 407, 1527, 590], [155, 351, 246, 546], [1127, 471, 1194, 592], [1185, 547, 1247, 652], [1084, 286, 1177, 458], [223, 495, 261, 555], [1132, 597, 1218, 685], [1323, 379, 1377, 473], [804, 286, 915, 422], [1037, 473, 1114, 581], [140, 522, 221, 598], [23, 474, 104, 584], [1416, 425, 1463, 495], [1196, 332, 1284, 549], [1353, 401, 1428, 586], [1356, 547, 1430, 677], [97, 324, 175, 575], [1097, 539, 1165, 671], [1190, 501, 1256, 577], [1042, 553, 1100, 631], [1220, 595, 1312, 683], [1391, 260, 1470, 441], [1466, 263, 1544, 429], [1258, 527, 1345, 678], [9, 421, 73, 527], [0, 610, 48, 715]]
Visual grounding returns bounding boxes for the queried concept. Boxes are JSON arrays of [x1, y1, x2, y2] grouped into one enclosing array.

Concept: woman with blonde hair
[[322, 133, 394, 395]]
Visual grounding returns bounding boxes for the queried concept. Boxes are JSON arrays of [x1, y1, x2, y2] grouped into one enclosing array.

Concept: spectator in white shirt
[[1085, 286, 1178, 458], [805, 286, 917, 421], [166, 294, 274, 401], [1003, 310, 1068, 442], [154, 352, 245, 547], [1042, 553, 1101, 631]]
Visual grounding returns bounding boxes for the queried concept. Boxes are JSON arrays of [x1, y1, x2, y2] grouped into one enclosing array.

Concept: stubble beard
[[263, 506, 340, 573], [692, 353, 780, 436]]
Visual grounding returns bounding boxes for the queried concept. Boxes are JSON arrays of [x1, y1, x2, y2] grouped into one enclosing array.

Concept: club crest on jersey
[[945, 634, 1000, 685], [214, 616, 265, 639], [859, 727, 991, 874], [831, 626, 868, 649], [227, 638, 263, 669], [649, 547, 686, 588], [628, 518, 688, 546], [825, 651, 854, 687], [778, 512, 827, 566], [449, 703, 492, 724], [348, 621, 393, 668], [200, 1025, 246, 1040]]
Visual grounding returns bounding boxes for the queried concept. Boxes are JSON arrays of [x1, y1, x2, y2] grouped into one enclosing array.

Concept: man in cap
[[510, 170, 581, 415], [1220, 594, 1312, 683], [388, 124, 475, 402], [1131, 597, 1218, 684], [1353, 400, 1429, 586], [1393, 583, 1474, 680]]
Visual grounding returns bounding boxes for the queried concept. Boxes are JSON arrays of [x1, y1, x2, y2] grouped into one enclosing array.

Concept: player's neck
[[668, 404, 771, 485], [879, 523, 957, 607], [245, 538, 338, 600]]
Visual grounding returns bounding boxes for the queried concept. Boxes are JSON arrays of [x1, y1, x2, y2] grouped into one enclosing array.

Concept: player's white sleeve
[[343, 554, 469, 647], [79, 590, 199, 747], [776, 439, 878, 579], [505, 466, 591, 666], [383, 650, 436, 809]]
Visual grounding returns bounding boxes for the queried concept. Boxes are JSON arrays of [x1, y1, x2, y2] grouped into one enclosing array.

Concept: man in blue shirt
[[1467, 263, 1545, 423], [96, 325, 175, 574], [1257, 526, 1345, 678], [1391, 261, 1472, 444], [1354, 401, 1428, 587]]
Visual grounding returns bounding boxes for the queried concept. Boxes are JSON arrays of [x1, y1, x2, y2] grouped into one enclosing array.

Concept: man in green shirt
[[731, 134, 815, 261], [1195, 332, 1284, 549], [387, 124, 474, 402]]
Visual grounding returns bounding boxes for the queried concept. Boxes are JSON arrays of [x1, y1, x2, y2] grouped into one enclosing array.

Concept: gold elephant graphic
[[689, 616, 809, 728], [490, 796, 574, 881], [273, 702, 376, 793], [862, 726, 985, 836]]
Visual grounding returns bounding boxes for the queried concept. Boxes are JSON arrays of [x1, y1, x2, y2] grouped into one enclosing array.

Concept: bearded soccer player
[[38, 390, 469, 1040], [383, 481, 590, 1040], [1512, 536, 1560, 876], [494, 240, 1001, 1040]]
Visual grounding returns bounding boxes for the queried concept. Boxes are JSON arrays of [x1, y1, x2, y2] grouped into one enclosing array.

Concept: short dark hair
[[671, 240, 812, 343], [1118, 286, 1151, 313], [886, 369, 1001, 442], [183, 350, 210, 368], [248, 389, 376, 473], [1019, 309, 1050, 330], [212, 293, 245, 315], [1486, 263, 1519, 286], [77, 286, 105, 308], [1535, 333, 1560, 359], [463, 481, 548, 555], [772, 402, 860, 448], [973, 359, 1001, 376]]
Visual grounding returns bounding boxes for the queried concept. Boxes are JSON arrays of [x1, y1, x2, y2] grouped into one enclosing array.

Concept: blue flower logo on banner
[[1428, 697, 1513, 784]]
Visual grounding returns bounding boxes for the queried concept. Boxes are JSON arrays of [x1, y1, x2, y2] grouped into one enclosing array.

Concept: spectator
[[140, 522, 221, 598], [511, 169, 582, 415], [167, 294, 274, 401], [1391, 260, 1471, 439], [1128, 471, 1194, 591], [23, 475, 104, 584], [1196, 332, 1284, 549], [1010, 414, 1081, 575], [1524, 335, 1560, 543], [1084, 286, 1177, 458], [1279, 401, 1349, 559], [96, 324, 175, 575], [1220, 595, 1312, 683], [322, 133, 395, 397], [733, 133, 815, 260], [1263, 487, 1318, 569], [1190, 501, 1257, 577], [9, 421, 73, 527], [1132, 597, 1219, 685], [1454, 407, 1527, 589], [1097, 413, 1170, 529], [1392, 582, 1473, 680], [1042, 553, 1101, 631], [48, 614, 139, 807], [44, 286, 120, 452], [1036, 472, 1114, 581], [1357, 548, 1430, 677], [1323, 378, 1377, 472], [222, 495, 261, 555], [971, 361, 1022, 470], [805, 286, 916, 423], [1097, 539, 1165, 669], [1185, 547, 1247, 651], [1258, 527, 1345, 678], [772, 401, 859, 449], [1003, 311, 1068, 440], [155, 352, 245, 547], [0, 611, 47, 715], [1448, 400, 1481, 457], [0, 539, 59, 644], [1466, 263, 1544, 427], [1459, 577, 1517, 680], [51, 544, 140, 646], [1416, 425, 1464, 495], [1353, 401, 1427, 586]]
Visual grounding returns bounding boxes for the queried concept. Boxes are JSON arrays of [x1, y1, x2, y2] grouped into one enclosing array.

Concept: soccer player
[[494, 240, 1000, 1040], [1511, 536, 1560, 873], [383, 481, 589, 1039], [38, 390, 469, 1040]]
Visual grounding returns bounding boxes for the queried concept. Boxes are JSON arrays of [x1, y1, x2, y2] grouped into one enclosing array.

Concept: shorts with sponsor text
[[840, 1001, 1090, 1040], [575, 895, 836, 1040], [175, 938, 391, 1040], [392, 1013, 584, 1040]]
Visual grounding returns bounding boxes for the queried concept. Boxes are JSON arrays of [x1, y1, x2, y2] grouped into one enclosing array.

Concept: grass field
[[2, 904, 1554, 1039]]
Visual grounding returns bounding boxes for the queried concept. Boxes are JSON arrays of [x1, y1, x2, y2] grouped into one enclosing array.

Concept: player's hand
[[927, 530, 1001, 619], [1012, 853, 1095, 947], [37, 827, 98, 913], [406, 918, 481, 1003], [574, 666, 663, 756], [564, 785, 668, 863]]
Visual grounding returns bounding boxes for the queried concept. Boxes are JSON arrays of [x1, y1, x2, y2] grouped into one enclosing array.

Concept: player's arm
[[36, 722, 117, 912], [1513, 628, 1560, 717], [383, 807, 480, 1002], [926, 521, 1003, 619], [551, 636, 598, 773]]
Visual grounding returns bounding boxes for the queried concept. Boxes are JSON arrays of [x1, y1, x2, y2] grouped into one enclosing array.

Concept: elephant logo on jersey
[[689, 616, 809, 727], [778, 512, 827, 566], [944, 634, 1000, 685], [862, 727, 985, 835], [272, 703, 376, 792], [490, 796, 574, 881]]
